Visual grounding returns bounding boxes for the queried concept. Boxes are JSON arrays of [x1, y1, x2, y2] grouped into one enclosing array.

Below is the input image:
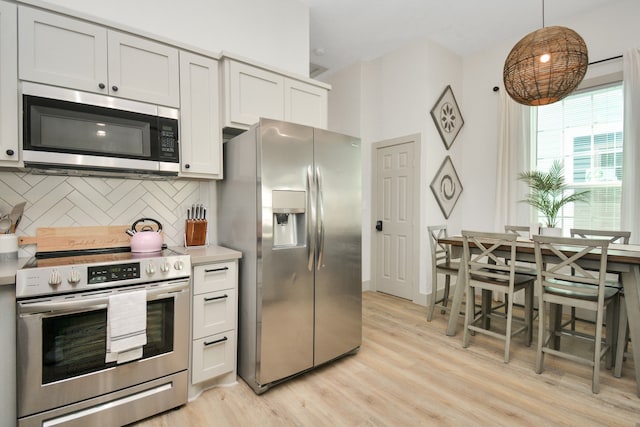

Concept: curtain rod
[[589, 54, 622, 66]]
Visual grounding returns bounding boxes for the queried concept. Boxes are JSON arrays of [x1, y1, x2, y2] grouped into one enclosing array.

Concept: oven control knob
[[146, 263, 156, 275], [161, 261, 171, 273], [48, 270, 62, 287], [174, 260, 184, 271], [68, 270, 81, 285]]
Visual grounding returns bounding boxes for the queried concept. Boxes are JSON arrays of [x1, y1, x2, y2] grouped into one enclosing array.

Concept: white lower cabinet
[[189, 260, 238, 399], [192, 330, 236, 384]]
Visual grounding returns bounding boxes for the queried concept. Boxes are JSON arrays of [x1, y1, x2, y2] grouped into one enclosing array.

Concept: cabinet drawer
[[193, 288, 236, 339], [191, 330, 236, 384], [193, 261, 237, 294]]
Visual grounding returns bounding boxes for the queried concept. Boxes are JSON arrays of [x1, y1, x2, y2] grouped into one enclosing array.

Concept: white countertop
[[171, 245, 242, 265], [0, 257, 28, 287]]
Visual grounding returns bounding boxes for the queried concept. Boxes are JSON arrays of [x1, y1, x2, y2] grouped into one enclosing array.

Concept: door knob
[[375, 220, 383, 231]]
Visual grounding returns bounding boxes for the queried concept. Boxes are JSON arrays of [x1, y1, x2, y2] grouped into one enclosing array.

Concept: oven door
[[16, 279, 190, 419]]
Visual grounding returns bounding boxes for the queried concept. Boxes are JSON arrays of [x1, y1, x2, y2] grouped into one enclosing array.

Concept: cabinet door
[[284, 78, 328, 129], [191, 330, 236, 384], [107, 31, 179, 107], [224, 60, 284, 128], [192, 288, 236, 339], [0, 0, 18, 164], [179, 51, 221, 178], [18, 6, 108, 94]]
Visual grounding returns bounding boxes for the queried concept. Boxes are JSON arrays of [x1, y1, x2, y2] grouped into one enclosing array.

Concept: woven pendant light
[[503, 3, 588, 106]]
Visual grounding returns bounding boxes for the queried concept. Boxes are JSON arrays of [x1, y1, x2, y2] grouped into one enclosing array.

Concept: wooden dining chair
[[533, 235, 622, 393], [427, 225, 459, 321], [461, 230, 535, 363], [566, 229, 630, 334]]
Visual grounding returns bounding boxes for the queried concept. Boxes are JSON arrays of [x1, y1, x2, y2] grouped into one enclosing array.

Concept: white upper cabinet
[[179, 51, 222, 179], [0, 0, 18, 165], [223, 60, 284, 128], [18, 6, 179, 107], [222, 58, 328, 130], [284, 77, 328, 129]]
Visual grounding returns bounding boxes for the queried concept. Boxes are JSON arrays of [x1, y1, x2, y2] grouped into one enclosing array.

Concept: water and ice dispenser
[[272, 190, 306, 248]]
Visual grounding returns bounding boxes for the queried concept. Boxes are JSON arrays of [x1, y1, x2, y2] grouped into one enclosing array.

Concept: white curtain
[[621, 48, 640, 244], [494, 87, 532, 232]]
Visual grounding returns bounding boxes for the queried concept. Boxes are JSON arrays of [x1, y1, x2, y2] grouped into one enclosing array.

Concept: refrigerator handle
[[307, 165, 315, 271], [316, 166, 325, 270]]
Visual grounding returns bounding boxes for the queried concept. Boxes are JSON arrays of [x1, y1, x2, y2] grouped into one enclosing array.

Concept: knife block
[[185, 220, 207, 246]]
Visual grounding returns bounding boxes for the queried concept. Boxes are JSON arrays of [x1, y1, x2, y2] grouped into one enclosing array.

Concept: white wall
[[326, 0, 640, 302], [26, 0, 309, 76], [327, 38, 464, 298]]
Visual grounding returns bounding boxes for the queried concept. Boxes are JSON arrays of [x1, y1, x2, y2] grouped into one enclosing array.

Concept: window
[[533, 82, 624, 230]]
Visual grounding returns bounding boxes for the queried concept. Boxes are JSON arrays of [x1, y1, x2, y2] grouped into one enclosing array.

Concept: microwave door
[[21, 84, 180, 175]]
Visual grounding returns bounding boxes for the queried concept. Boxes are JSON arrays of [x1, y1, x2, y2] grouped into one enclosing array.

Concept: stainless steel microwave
[[21, 82, 180, 177]]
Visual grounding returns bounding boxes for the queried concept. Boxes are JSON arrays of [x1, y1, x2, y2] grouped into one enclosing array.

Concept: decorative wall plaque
[[430, 85, 464, 149], [430, 156, 463, 219]]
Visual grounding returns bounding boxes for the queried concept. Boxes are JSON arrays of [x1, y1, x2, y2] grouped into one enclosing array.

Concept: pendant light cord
[[542, 0, 545, 28]]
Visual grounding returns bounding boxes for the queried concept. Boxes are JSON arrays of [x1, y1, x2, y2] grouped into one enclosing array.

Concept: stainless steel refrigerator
[[217, 118, 361, 394]]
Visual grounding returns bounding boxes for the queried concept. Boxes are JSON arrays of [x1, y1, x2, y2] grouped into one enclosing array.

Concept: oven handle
[[18, 280, 189, 315]]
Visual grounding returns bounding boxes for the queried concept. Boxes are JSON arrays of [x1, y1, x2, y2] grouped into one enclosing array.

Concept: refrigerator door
[[257, 119, 315, 384], [313, 128, 362, 365]]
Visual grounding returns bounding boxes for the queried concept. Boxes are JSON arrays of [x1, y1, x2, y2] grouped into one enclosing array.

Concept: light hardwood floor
[[134, 291, 639, 426]]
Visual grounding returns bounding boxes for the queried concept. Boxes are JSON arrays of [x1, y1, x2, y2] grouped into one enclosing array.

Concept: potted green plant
[[518, 160, 590, 234]]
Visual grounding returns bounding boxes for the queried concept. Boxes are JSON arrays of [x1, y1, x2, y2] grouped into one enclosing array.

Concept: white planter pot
[[540, 227, 563, 237]]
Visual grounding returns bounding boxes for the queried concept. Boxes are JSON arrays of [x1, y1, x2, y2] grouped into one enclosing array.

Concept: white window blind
[[533, 82, 624, 230]]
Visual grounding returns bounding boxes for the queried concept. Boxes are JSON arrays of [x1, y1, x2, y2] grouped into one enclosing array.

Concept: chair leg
[[605, 299, 616, 370], [427, 271, 437, 321], [442, 275, 451, 314], [615, 296, 628, 378], [592, 306, 605, 394], [524, 286, 534, 347], [462, 283, 473, 348], [535, 301, 546, 374], [504, 290, 514, 364]]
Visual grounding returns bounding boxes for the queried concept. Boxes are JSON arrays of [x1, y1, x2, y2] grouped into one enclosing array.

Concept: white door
[[373, 137, 418, 300]]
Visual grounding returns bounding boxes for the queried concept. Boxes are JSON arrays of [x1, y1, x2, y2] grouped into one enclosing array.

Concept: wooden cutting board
[[18, 225, 134, 253]]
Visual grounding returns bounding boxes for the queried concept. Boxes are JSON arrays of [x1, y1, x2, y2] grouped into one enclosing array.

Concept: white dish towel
[[106, 289, 147, 363]]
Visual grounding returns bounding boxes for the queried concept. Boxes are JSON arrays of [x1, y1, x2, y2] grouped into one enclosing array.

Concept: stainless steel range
[[15, 248, 191, 427]]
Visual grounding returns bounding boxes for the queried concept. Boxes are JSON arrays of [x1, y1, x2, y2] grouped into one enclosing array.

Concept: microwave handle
[[18, 280, 189, 315]]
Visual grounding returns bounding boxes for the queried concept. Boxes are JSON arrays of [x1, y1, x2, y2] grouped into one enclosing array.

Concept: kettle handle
[[132, 218, 163, 233]]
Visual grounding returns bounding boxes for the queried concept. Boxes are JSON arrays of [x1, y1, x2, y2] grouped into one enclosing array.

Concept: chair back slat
[[428, 225, 452, 267], [570, 228, 630, 244], [462, 230, 518, 284], [533, 235, 609, 296], [505, 225, 529, 238]]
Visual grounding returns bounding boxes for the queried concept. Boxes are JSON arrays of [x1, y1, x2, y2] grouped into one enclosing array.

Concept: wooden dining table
[[439, 235, 640, 396]]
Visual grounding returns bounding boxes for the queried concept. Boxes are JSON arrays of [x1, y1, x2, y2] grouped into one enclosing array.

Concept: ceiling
[[304, 0, 626, 78]]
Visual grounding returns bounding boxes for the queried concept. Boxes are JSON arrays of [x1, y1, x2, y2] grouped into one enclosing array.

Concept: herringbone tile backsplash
[[0, 171, 215, 257]]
